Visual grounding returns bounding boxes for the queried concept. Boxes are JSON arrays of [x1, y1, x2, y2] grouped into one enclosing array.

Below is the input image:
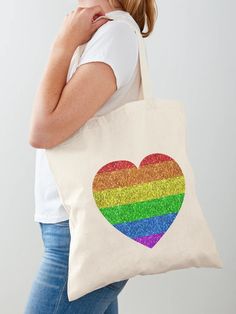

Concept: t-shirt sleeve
[[76, 21, 139, 90]]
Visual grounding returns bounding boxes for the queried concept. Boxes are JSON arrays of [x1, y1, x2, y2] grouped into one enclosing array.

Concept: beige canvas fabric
[[45, 14, 223, 301]]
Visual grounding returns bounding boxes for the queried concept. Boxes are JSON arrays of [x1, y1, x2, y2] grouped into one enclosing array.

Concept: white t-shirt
[[34, 10, 142, 223]]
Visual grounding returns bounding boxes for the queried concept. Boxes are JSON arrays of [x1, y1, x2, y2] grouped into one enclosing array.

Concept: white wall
[[0, 0, 235, 313]]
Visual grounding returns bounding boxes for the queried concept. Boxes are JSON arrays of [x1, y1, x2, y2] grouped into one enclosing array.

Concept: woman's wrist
[[50, 38, 78, 58]]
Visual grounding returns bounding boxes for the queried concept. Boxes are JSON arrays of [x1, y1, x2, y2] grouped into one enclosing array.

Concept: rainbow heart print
[[92, 153, 185, 248]]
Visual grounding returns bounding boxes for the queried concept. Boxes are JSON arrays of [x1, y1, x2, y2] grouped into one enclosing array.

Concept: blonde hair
[[108, 0, 158, 37]]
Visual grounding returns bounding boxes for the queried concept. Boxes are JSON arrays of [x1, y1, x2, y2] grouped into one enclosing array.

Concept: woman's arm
[[28, 6, 116, 149]]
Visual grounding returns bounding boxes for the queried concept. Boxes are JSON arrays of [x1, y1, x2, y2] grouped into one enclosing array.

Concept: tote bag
[[45, 15, 223, 301]]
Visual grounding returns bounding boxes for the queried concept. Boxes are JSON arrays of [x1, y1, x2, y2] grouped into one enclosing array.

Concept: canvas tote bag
[[45, 14, 223, 301]]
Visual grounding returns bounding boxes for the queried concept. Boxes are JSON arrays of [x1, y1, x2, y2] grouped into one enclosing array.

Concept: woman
[[25, 0, 157, 313]]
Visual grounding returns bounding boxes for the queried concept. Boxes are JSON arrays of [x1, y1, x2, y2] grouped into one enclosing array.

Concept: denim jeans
[[24, 220, 128, 314]]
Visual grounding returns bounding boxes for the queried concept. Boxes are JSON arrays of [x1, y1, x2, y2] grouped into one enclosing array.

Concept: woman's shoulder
[[89, 19, 138, 47], [77, 19, 139, 89], [97, 19, 136, 33]]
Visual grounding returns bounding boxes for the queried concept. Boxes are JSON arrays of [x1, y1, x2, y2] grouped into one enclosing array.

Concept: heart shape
[[92, 153, 185, 248]]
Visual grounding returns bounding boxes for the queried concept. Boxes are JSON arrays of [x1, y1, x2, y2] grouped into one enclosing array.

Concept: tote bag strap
[[108, 16, 154, 104]]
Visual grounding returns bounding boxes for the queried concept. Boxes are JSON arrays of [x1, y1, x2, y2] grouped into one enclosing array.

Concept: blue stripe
[[113, 212, 178, 239]]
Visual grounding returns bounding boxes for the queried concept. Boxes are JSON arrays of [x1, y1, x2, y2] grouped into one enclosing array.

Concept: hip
[[24, 220, 128, 313]]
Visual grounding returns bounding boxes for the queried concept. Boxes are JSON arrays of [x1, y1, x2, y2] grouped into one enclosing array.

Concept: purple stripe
[[134, 233, 164, 248]]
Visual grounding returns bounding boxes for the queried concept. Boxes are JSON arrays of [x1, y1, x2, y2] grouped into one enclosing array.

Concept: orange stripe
[[93, 160, 183, 192]]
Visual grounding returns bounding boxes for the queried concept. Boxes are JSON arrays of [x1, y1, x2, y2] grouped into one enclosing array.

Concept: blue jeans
[[24, 220, 128, 313]]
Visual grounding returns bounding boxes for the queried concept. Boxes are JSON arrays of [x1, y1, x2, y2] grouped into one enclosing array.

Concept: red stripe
[[97, 160, 136, 174], [140, 153, 173, 167], [97, 154, 174, 174]]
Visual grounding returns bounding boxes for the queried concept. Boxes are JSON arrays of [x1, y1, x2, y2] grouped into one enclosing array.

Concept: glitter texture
[[134, 233, 164, 248], [92, 153, 185, 248]]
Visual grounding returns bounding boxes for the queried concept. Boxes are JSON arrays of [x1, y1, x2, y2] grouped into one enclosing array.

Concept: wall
[[0, 0, 235, 313]]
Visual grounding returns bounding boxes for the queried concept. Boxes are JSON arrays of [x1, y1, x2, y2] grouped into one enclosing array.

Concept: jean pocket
[[107, 279, 129, 291], [55, 220, 70, 227]]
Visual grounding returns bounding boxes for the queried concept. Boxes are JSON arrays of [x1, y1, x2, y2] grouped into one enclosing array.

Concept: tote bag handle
[[109, 17, 154, 104], [134, 27, 154, 104]]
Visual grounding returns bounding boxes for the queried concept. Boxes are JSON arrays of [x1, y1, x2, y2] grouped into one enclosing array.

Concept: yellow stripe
[[93, 176, 185, 208]]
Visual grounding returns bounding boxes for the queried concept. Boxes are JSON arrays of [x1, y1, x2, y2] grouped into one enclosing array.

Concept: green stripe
[[100, 193, 185, 225]]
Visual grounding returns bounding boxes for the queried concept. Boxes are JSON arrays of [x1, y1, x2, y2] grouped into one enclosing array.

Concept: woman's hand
[[52, 5, 110, 53]]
